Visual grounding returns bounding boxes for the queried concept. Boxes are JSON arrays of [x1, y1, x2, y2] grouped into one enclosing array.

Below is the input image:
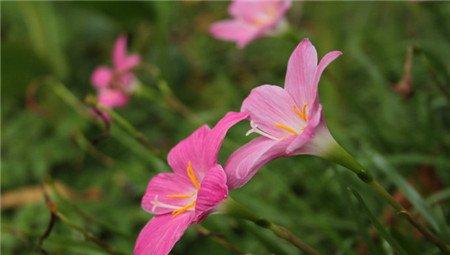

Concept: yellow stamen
[[293, 104, 308, 122], [274, 123, 298, 136], [166, 193, 193, 199], [171, 201, 195, 217], [186, 161, 200, 189]]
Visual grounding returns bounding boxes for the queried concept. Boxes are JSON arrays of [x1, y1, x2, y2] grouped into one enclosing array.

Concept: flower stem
[[49, 79, 164, 169], [324, 143, 373, 183], [328, 144, 449, 253], [41, 185, 122, 255], [139, 62, 201, 125], [194, 225, 246, 255], [220, 198, 322, 255], [369, 180, 449, 254], [85, 96, 162, 156]]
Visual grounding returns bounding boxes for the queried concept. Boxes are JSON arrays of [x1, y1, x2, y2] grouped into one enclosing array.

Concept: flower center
[[245, 104, 309, 141], [273, 104, 309, 137], [163, 161, 201, 217], [251, 6, 277, 27], [171, 200, 196, 217], [293, 104, 309, 122]]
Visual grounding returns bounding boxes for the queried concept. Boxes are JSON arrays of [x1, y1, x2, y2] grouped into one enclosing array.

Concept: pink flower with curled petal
[[134, 112, 248, 255], [225, 38, 343, 189], [91, 35, 141, 109], [209, 0, 291, 48]]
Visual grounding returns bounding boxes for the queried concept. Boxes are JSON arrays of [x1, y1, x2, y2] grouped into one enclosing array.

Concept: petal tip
[[300, 38, 311, 45], [209, 23, 219, 36]]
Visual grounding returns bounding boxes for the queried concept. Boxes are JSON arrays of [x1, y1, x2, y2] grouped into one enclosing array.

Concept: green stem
[[42, 185, 122, 255], [55, 212, 121, 255], [85, 97, 162, 157], [369, 180, 449, 254], [194, 225, 245, 255], [49, 79, 164, 169], [50, 80, 91, 118], [324, 143, 373, 183], [221, 198, 322, 255], [71, 130, 115, 167], [327, 144, 449, 253], [138, 62, 201, 125]]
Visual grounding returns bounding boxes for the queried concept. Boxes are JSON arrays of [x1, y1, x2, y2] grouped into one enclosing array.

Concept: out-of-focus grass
[[1, 2, 449, 254]]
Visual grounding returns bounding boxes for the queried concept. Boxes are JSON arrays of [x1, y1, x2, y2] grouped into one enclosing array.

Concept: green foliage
[[1, 2, 449, 254]]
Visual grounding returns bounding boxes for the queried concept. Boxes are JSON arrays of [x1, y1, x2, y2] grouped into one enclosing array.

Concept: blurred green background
[[1, 1, 449, 254]]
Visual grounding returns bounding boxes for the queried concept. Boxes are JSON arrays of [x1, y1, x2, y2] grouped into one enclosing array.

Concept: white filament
[[245, 121, 280, 141], [151, 195, 183, 211]]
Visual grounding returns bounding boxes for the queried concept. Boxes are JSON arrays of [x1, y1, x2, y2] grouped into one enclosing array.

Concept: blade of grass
[[18, 2, 68, 78], [350, 188, 409, 255], [110, 126, 166, 170], [368, 151, 445, 234], [50, 79, 166, 170], [427, 188, 450, 206], [334, 168, 376, 254]]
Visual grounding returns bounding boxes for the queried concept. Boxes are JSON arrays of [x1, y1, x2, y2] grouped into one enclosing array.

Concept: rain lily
[[209, 0, 291, 48], [91, 35, 140, 109], [134, 112, 247, 255], [225, 38, 351, 188], [221, 39, 449, 253]]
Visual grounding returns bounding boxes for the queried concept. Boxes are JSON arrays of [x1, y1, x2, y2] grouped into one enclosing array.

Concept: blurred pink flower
[[209, 0, 291, 48], [91, 35, 140, 108], [225, 38, 342, 188], [134, 112, 247, 255]]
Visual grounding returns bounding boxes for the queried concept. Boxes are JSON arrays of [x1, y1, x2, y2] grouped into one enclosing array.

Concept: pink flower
[[225, 38, 342, 188], [134, 112, 248, 255], [209, 0, 291, 48], [91, 35, 141, 108]]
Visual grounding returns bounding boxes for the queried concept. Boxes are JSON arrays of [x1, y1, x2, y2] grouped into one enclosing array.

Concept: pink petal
[[225, 136, 290, 189], [229, 0, 290, 23], [284, 38, 318, 108], [195, 165, 228, 222], [209, 20, 259, 48], [112, 35, 128, 70], [314, 51, 342, 87], [168, 113, 247, 181], [98, 88, 129, 108], [309, 50, 342, 105], [141, 173, 196, 215], [273, 0, 292, 17], [229, 0, 267, 21], [167, 125, 212, 180], [91, 66, 112, 88], [121, 54, 141, 71], [112, 35, 140, 71], [241, 85, 300, 139], [204, 112, 248, 168], [133, 213, 194, 255], [117, 72, 137, 91]]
